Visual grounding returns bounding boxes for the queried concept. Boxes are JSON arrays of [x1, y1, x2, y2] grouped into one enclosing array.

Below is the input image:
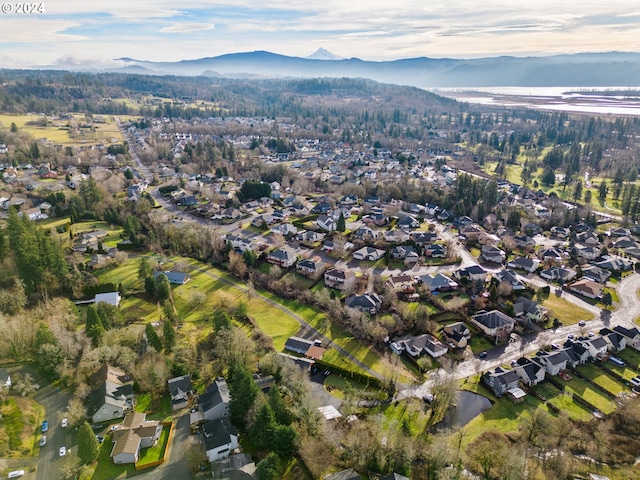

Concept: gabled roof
[[198, 378, 231, 413], [203, 418, 238, 450], [472, 310, 515, 329], [285, 336, 315, 354], [168, 375, 193, 397]]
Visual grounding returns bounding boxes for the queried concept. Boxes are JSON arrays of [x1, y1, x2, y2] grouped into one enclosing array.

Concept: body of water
[[430, 86, 640, 116], [435, 390, 493, 431]]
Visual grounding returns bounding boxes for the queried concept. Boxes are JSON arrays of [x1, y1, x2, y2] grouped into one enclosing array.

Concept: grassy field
[[542, 295, 594, 326], [461, 381, 550, 445], [93, 255, 418, 382], [617, 348, 640, 370], [562, 376, 617, 415], [577, 363, 628, 396], [578, 364, 626, 395], [0, 113, 123, 146], [532, 381, 593, 421]]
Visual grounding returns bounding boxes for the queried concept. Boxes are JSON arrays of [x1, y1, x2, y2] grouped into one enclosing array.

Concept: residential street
[[34, 385, 73, 480], [133, 414, 193, 480], [400, 272, 640, 400]]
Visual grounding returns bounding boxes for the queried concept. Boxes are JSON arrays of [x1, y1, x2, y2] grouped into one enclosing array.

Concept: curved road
[[399, 272, 640, 400]]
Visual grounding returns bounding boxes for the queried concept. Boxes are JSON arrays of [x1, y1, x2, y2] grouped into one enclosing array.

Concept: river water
[[430, 86, 640, 116]]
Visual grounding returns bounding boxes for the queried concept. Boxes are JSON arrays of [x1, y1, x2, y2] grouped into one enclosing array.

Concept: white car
[[59, 446, 66, 457], [8, 470, 25, 478], [61, 418, 68, 428]]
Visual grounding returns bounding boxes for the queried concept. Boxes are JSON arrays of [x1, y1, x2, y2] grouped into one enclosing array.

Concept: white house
[[203, 418, 239, 463], [94, 291, 121, 307], [353, 246, 385, 261]]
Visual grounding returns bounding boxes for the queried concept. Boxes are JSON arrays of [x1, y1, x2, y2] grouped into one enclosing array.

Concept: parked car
[[67, 181, 76, 189], [95, 435, 104, 444], [41, 420, 48, 432], [630, 376, 640, 387], [59, 446, 66, 457], [479, 351, 488, 358], [61, 418, 68, 428], [39, 435, 46, 447], [578, 321, 586, 327], [8, 470, 25, 478]]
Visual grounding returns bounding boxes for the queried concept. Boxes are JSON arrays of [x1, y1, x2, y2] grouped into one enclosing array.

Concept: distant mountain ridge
[[105, 50, 640, 87]]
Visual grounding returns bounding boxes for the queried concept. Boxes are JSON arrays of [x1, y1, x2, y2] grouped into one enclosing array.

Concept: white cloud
[[160, 22, 215, 33]]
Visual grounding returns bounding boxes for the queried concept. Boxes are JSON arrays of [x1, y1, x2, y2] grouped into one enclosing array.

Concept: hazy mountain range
[[103, 50, 640, 88]]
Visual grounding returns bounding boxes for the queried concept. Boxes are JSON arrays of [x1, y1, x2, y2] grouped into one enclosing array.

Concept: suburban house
[[390, 334, 448, 358], [345, 293, 382, 314], [154, 270, 191, 285], [296, 230, 326, 244], [324, 267, 356, 291], [89, 365, 134, 424], [494, 269, 526, 291], [513, 296, 548, 323], [539, 248, 565, 264], [471, 310, 515, 338], [110, 412, 162, 464], [203, 418, 239, 463], [481, 244, 506, 264], [418, 273, 457, 293], [266, 247, 297, 268], [613, 325, 640, 350], [550, 226, 571, 238], [513, 357, 546, 387], [167, 375, 194, 411], [353, 246, 385, 262], [577, 246, 599, 261], [540, 266, 576, 283], [595, 256, 634, 272], [284, 336, 316, 355], [454, 265, 487, 282], [271, 223, 298, 236], [390, 245, 417, 260], [423, 243, 447, 258], [507, 257, 540, 273], [534, 350, 569, 376], [296, 258, 324, 278], [442, 322, 471, 349], [569, 279, 604, 299], [564, 342, 591, 367], [317, 214, 337, 232], [0, 368, 11, 388], [581, 336, 609, 359], [482, 367, 520, 397], [582, 266, 611, 284], [599, 329, 627, 353], [197, 378, 231, 422], [386, 274, 415, 292]]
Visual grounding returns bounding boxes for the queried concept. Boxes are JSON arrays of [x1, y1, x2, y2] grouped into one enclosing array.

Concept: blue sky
[[1, 1, 640, 67]]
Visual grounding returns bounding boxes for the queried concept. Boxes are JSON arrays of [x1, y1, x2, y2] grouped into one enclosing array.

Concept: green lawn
[[577, 363, 628, 396], [562, 376, 617, 415], [530, 381, 593, 421], [468, 336, 495, 354], [542, 295, 594, 326], [91, 437, 134, 480], [617, 348, 640, 370], [135, 394, 172, 422], [281, 271, 317, 290], [137, 425, 171, 465], [461, 383, 551, 445], [607, 363, 640, 382]]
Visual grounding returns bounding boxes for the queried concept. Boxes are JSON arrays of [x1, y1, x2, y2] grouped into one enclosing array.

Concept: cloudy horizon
[[1, 0, 640, 67]]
